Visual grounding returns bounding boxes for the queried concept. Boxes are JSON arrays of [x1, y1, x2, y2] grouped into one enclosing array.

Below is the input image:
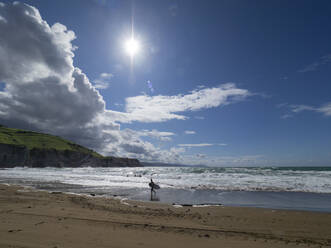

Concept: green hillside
[[0, 125, 102, 158]]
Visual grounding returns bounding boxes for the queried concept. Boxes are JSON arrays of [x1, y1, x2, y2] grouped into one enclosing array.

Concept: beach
[[2, 166, 331, 212], [1, 184, 331, 248]]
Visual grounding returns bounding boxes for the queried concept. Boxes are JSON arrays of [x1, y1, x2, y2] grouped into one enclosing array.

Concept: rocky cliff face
[[0, 143, 140, 168]]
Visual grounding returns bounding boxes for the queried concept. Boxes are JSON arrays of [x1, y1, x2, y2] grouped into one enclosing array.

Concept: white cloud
[[100, 72, 112, 78], [281, 114, 293, 119], [106, 83, 251, 123], [178, 143, 213, 147], [122, 129, 175, 142], [93, 72, 113, 89], [0, 3, 104, 138], [0, 14, 6, 23], [184, 130, 195, 135], [290, 103, 331, 116], [178, 143, 227, 148], [298, 54, 331, 73], [278, 102, 331, 119], [0, 4, 76, 86], [317, 103, 331, 116], [276, 102, 288, 108], [291, 105, 315, 113]]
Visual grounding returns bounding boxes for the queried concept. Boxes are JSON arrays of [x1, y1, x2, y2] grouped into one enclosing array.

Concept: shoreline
[[1, 184, 331, 248], [2, 181, 331, 213]]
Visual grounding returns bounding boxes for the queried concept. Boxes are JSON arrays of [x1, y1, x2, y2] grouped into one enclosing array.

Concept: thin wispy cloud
[[317, 103, 331, 116], [0, 15, 6, 23], [279, 102, 331, 118], [281, 114, 293, 119], [298, 53, 331, 73], [178, 143, 213, 147], [276, 103, 289, 108], [184, 130, 196, 135], [136, 129, 175, 141], [94, 72, 113, 89], [106, 83, 252, 123], [291, 103, 331, 116], [177, 143, 227, 147], [291, 105, 315, 113]]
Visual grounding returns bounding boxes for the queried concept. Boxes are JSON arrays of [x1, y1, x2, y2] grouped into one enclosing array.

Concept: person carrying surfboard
[[149, 179, 156, 195], [149, 178, 160, 200]]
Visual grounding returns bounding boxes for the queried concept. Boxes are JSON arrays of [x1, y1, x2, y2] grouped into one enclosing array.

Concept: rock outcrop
[[0, 143, 140, 168]]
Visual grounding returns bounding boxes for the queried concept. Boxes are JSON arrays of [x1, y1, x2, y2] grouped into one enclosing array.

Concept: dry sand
[[0, 184, 331, 248]]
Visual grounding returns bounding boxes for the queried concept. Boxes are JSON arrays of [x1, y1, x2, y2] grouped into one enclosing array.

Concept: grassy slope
[[0, 125, 102, 158]]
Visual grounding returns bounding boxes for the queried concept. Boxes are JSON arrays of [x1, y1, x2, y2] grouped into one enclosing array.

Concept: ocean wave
[[1, 166, 331, 194]]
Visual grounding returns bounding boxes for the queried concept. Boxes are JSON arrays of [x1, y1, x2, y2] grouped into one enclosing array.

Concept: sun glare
[[124, 38, 140, 57]]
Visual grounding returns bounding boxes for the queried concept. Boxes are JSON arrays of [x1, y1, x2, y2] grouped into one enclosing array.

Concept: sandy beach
[[0, 184, 331, 248]]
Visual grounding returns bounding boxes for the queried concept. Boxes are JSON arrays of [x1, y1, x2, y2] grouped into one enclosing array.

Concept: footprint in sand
[[8, 229, 22, 233], [35, 221, 45, 226]]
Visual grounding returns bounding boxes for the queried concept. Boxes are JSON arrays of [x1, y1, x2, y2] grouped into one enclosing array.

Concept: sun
[[124, 38, 140, 57]]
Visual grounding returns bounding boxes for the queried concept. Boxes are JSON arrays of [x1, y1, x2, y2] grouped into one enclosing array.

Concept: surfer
[[149, 178, 160, 200], [149, 179, 156, 195]]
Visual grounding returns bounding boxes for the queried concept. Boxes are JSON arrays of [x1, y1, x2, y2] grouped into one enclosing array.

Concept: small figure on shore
[[149, 178, 160, 201], [149, 178, 156, 198]]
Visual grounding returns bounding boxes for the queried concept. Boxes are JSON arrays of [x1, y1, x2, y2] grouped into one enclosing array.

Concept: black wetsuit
[[149, 180, 155, 193]]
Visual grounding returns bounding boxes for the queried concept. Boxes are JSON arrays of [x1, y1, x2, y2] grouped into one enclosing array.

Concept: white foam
[[172, 204, 183, 208], [1, 167, 331, 193]]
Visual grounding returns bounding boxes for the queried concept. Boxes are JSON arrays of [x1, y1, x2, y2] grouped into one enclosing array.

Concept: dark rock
[[0, 144, 141, 168]]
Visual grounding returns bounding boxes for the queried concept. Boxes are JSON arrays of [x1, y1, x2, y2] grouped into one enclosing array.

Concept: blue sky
[[0, 0, 331, 166]]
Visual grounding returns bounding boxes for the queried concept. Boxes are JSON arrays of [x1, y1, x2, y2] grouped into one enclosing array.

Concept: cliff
[[0, 126, 140, 168]]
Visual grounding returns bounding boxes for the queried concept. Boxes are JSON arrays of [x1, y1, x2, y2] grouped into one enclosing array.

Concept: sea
[[1, 166, 331, 212]]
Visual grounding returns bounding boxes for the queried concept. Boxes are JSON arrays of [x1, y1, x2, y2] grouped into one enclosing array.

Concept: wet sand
[[0, 184, 331, 248]]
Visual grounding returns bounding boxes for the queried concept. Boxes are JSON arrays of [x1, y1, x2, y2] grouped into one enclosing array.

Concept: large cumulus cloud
[[0, 2, 75, 84], [0, 3, 104, 127]]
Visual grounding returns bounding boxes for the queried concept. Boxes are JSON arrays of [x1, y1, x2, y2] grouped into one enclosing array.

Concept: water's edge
[[2, 181, 331, 213], [1, 166, 331, 213]]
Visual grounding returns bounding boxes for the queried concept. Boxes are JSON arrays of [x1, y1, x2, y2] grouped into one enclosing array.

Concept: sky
[[0, 0, 330, 166]]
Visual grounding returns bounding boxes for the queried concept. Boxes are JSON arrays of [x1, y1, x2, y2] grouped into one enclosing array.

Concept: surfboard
[[149, 182, 160, 190], [154, 184, 160, 190]]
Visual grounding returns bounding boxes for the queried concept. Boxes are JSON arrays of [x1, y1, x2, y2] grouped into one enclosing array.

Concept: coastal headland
[[0, 126, 140, 168], [0, 184, 330, 248]]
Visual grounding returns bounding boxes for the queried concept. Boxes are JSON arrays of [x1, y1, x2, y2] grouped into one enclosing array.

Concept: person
[[149, 178, 156, 200], [149, 179, 156, 193]]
